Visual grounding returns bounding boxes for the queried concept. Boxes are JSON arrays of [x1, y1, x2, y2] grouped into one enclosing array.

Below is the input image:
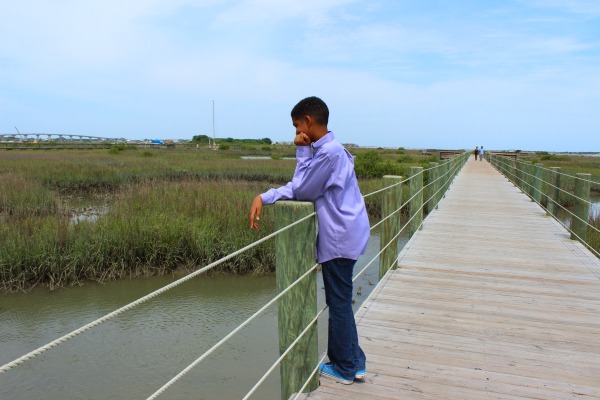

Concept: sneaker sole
[[320, 370, 353, 385]]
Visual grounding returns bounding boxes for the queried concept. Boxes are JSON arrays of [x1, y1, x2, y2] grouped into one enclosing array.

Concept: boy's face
[[292, 117, 309, 135]]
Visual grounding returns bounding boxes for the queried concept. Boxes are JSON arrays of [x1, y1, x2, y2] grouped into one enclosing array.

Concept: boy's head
[[291, 96, 329, 142], [291, 96, 329, 125]]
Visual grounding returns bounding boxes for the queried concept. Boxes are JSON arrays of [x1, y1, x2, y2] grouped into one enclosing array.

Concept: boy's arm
[[249, 182, 294, 229], [290, 146, 332, 201], [249, 135, 332, 229]]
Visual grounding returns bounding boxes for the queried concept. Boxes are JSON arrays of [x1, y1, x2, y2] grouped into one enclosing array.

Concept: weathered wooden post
[[408, 167, 424, 238], [274, 201, 318, 400], [533, 163, 543, 204], [440, 160, 448, 198], [446, 158, 453, 192], [571, 173, 591, 242], [515, 161, 524, 192], [449, 156, 456, 184], [547, 167, 561, 217], [380, 175, 403, 277], [433, 162, 441, 209], [525, 163, 534, 199], [427, 162, 438, 213], [512, 159, 518, 186]]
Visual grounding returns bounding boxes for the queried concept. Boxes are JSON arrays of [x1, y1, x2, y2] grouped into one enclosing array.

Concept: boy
[[249, 96, 369, 385]]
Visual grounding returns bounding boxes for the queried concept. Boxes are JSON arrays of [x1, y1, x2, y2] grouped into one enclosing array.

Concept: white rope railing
[[363, 178, 407, 198], [494, 155, 599, 233], [145, 261, 319, 400], [512, 157, 600, 186], [491, 155, 600, 242], [510, 161, 595, 207]]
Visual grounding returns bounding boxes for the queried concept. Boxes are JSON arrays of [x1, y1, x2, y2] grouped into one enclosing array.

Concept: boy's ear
[[304, 115, 315, 129]]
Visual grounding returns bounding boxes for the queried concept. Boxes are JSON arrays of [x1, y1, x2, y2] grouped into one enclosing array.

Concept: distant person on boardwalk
[[474, 147, 478, 160], [479, 146, 484, 161], [249, 96, 369, 385]]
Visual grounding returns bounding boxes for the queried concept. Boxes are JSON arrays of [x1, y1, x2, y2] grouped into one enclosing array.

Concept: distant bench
[[490, 152, 530, 160], [438, 150, 464, 160]]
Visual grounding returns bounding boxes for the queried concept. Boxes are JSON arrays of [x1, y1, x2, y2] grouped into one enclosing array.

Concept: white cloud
[[1, 1, 599, 150], [212, 0, 358, 27], [521, 0, 600, 15]]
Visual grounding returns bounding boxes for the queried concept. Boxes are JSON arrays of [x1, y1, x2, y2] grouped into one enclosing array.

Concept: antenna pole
[[212, 100, 215, 140]]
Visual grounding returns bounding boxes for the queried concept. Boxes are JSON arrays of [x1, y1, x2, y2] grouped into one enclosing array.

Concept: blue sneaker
[[318, 362, 353, 385], [355, 368, 366, 380]]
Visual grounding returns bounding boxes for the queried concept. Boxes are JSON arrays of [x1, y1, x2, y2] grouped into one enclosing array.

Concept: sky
[[1, 0, 599, 152]]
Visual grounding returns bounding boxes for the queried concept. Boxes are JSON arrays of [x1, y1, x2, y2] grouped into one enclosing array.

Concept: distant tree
[[225, 137, 234, 143], [262, 138, 272, 144], [192, 134, 210, 143], [354, 151, 402, 178]]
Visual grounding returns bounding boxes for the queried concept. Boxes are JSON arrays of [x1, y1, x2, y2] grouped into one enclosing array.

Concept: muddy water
[[1, 230, 400, 400], [557, 192, 600, 228]]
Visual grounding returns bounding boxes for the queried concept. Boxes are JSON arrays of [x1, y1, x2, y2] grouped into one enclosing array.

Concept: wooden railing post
[[547, 167, 561, 217], [274, 201, 318, 400], [533, 163, 544, 204], [440, 160, 448, 199], [434, 162, 442, 209], [515, 161, 524, 191], [380, 175, 403, 278], [571, 173, 591, 242], [427, 162, 438, 213], [408, 167, 424, 238], [525, 163, 534, 199]]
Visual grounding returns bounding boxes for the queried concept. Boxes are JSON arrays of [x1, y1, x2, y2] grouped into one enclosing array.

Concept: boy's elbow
[[291, 185, 314, 202]]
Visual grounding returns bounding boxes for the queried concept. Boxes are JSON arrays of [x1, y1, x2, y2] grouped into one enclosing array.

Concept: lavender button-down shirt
[[260, 132, 370, 263]]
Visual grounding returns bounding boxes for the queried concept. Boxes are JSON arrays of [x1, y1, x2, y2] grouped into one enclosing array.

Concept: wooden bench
[[439, 150, 464, 160]]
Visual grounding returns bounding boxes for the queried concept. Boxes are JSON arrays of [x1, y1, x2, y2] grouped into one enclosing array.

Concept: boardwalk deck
[[303, 158, 600, 399]]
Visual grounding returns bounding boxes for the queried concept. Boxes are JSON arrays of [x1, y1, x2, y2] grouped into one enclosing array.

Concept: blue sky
[[1, 0, 599, 151]]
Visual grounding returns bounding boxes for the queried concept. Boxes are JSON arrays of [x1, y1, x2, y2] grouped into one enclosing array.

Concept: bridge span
[[305, 157, 600, 399]]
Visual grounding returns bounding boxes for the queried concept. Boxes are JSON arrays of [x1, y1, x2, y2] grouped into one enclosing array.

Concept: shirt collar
[[312, 131, 334, 149]]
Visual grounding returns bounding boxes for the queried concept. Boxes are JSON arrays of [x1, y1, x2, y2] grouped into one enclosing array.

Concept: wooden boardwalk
[[305, 157, 600, 399]]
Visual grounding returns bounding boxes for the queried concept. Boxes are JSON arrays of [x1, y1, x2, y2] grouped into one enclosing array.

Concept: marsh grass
[[0, 148, 453, 291], [0, 150, 294, 291], [1, 179, 277, 291]]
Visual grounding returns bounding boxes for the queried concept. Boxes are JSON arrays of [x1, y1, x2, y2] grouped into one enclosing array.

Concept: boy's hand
[[294, 132, 311, 146], [249, 195, 263, 229]]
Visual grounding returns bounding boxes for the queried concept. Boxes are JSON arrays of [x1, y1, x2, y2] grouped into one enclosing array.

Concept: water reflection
[[557, 192, 600, 228]]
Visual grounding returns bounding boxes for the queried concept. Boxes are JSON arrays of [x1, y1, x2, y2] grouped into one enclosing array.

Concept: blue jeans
[[321, 258, 366, 381]]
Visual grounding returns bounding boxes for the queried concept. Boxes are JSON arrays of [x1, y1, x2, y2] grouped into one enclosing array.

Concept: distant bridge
[[0, 133, 125, 143]]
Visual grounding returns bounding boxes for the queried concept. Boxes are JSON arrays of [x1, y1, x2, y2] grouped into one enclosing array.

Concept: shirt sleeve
[[260, 145, 333, 205], [291, 145, 333, 201]]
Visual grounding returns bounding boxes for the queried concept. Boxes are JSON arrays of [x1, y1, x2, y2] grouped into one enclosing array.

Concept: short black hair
[[291, 96, 329, 125]]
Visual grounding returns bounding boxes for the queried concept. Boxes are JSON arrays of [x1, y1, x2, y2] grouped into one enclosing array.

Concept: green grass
[[0, 147, 460, 292], [527, 153, 600, 192]]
